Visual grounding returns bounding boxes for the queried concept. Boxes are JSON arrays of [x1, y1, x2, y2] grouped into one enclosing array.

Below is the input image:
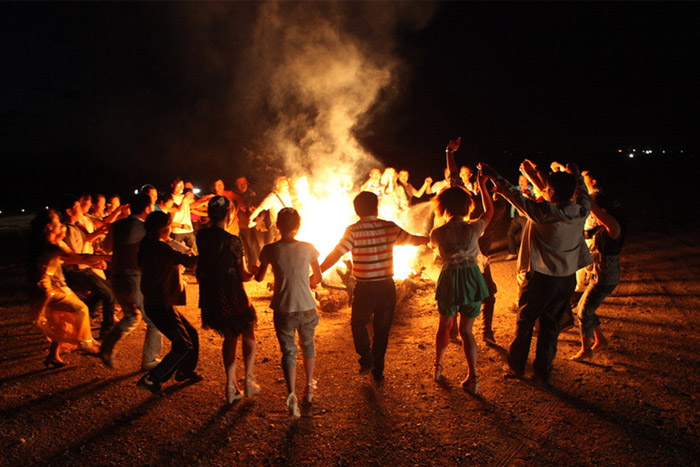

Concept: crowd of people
[[28, 140, 625, 417]]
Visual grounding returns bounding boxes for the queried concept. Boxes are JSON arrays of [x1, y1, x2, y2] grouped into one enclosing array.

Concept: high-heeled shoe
[[244, 376, 261, 397], [43, 357, 66, 369], [434, 364, 444, 382], [226, 385, 243, 404], [461, 376, 478, 395], [287, 392, 301, 418], [304, 379, 317, 403]]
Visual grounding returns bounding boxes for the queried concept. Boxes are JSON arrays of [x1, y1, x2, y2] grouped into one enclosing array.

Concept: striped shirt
[[336, 217, 411, 281]]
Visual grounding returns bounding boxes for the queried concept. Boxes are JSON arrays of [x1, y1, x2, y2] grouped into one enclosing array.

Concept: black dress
[[196, 227, 256, 335]]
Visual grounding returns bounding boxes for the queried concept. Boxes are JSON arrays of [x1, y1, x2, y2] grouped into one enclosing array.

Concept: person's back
[[109, 215, 145, 275], [264, 240, 318, 313]]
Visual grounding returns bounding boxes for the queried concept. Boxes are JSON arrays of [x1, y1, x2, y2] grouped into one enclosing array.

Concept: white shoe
[[287, 393, 301, 418], [245, 377, 261, 397], [305, 379, 317, 403], [226, 385, 243, 404]]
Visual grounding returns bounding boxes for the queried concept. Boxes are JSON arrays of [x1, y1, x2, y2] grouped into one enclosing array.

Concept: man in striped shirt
[[320, 191, 429, 382]]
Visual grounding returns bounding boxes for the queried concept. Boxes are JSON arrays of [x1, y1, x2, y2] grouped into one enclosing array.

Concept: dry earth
[[1, 173, 700, 466]]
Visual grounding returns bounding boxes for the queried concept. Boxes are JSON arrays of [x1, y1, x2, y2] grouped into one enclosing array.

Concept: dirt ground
[[1, 183, 700, 466]]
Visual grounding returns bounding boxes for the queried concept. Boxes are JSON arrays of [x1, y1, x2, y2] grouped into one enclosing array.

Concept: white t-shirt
[[259, 240, 319, 313], [171, 193, 193, 234]]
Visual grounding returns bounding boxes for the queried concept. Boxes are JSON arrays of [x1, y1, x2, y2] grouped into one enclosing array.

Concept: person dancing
[[29, 210, 107, 367], [197, 196, 260, 403], [430, 150, 494, 395]]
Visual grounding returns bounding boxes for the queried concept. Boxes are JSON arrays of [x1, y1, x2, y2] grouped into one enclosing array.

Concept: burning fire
[[291, 176, 423, 280]]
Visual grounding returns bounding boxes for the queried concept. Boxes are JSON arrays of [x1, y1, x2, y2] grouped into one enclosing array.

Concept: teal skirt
[[435, 263, 489, 317]]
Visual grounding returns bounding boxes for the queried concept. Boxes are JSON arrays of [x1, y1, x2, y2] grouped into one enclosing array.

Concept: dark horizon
[[2, 2, 699, 212]]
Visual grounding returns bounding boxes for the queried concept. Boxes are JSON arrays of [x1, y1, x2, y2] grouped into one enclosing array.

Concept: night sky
[[2, 2, 699, 212]]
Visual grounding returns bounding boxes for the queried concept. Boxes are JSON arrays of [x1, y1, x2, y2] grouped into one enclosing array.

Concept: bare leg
[[592, 326, 609, 350], [49, 341, 63, 363], [435, 315, 454, 380], [242, 329, 260, 396], [303, 357, 315, 400], [222, 330, 240, 395], [459, 316, 477, 381]]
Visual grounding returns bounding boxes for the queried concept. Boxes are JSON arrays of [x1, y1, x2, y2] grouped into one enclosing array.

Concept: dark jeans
[[65, 269, 115, 332], [351, 279, 396, 375], [144, 305, 199, 384], [239, 227, 262, 267], [508, 271, 576, 381]]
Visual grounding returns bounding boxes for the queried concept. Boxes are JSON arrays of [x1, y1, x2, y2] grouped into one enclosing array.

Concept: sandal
[[244, 376, 261, 397], [226, 385, 243, 404], [287, 392, 301, 418], [304, 379, 317, 403], [461, 376, 478, 395]]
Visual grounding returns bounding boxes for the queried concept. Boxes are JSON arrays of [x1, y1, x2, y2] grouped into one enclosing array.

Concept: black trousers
[[508, 271, 576, 381], [144, 305, 199, 384], [351, 279, 396, 375], [64, 269, 115, 331]]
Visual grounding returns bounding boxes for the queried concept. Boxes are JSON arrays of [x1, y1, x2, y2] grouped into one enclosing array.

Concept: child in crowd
[[136, 211, 200, 395], [430, 165, 494, 395], [320, 192, 429, 383], [197, 196, 260, 403], [256, 208, 322, 418]]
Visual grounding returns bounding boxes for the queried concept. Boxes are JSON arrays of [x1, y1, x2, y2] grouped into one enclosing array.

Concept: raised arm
[[445, 137, 461, 178], [520, 159, 547, 193], [414, 177, 432, 198], [590, 200, 621, 239], [475, 164, 494, 227]]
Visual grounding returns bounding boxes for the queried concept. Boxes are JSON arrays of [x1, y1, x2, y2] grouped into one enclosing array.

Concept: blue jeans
[[273, 309, 318, 370], [102, 274, 162, 365], [577, 281, 618, 339]]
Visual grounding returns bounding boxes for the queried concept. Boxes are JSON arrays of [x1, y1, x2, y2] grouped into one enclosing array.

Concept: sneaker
[[137, 374, 162, 396], [174, 371, 204, 383], [359, 361, 374, 375], [141, 359, 161, 371]]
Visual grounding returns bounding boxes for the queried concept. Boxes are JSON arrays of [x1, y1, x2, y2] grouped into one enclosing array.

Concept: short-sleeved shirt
[[259, 240, 319, 313], [335, 217, 411, 281], [430, 218, 486, 267]]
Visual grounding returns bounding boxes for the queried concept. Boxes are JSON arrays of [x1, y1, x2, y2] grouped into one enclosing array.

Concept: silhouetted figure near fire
[[256, 207, 322, 418], [430, 159, 494, 395], [482, 160, 592, 385], [197, 196, 260, 403], [443, 138, 500, 346], [320, 191, 428, 383], [248, 176, 293, 245]]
